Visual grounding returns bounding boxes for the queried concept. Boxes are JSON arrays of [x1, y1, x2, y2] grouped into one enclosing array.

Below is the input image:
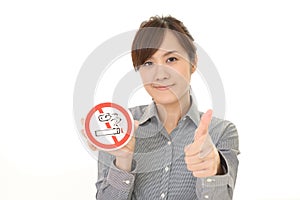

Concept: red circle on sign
[[85, 102, 133, 151]]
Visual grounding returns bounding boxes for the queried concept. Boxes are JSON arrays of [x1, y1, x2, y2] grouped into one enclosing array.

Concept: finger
[[184, 135, 212, 156], [125, 134, 136, 152], [185, 154, 202, 165], [80, 118, 86, 137], [81, 129, 87, 138], [198, 136, 214, 158], [194, 109, 213, 141], [185, 110, 213, 155], [184, 140, 203, 156], [87, 142, 97, 151], [81, 129, 97, 151], [123, 120, 138, 151], [80, 118, 97, 151], [185, 149, 214, 164], [125, 120, 138, 149], [192, 168, 217, 178], [186, 159, 212, 172], [116, 120, 138, 154]]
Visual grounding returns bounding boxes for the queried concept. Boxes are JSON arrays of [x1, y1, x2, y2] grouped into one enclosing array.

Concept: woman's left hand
[[184, 110, 223, 178]]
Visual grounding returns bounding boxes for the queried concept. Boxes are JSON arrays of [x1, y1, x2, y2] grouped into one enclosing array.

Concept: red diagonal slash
[[85, 102, 133, 151], [98, 108, 120, 145]]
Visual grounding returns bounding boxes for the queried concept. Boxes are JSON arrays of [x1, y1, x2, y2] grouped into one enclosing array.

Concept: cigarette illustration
[[95, 127, 121, 136]]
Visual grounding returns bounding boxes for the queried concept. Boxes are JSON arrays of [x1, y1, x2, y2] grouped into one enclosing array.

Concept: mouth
[[152, 84, 175, 91]]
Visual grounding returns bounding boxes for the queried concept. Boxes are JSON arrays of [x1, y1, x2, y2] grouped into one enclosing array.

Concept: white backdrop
[[1, 1, 300, 199]]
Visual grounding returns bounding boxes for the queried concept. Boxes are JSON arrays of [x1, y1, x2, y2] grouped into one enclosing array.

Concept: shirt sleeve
[[195, 121, 240, 200], [95, 155, 137, 200]]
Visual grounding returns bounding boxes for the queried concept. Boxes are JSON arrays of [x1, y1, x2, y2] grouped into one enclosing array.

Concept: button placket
[[159, 139, 172, 200]]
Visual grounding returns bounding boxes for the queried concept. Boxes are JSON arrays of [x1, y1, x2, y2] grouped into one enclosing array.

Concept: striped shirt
[[96, 98, 239, 200]]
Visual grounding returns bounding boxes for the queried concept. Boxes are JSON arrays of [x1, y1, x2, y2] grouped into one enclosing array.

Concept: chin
[[154, 96, 179, 105], [145, 85, 189, 105], [151, 91, 185, 106]]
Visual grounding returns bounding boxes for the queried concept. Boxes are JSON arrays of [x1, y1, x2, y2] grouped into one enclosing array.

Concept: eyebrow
[[163, 50, 179, 57], [146, 50, 180, 62]]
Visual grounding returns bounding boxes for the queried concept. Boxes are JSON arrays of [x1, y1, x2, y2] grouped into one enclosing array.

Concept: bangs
[[131, 27, 166, 70]]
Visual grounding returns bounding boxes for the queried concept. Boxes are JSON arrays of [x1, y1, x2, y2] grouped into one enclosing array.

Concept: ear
[[191, 54, 198, 74]]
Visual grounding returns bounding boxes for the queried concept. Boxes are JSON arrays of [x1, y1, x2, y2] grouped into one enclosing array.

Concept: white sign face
[[85, 102, 134, 151]]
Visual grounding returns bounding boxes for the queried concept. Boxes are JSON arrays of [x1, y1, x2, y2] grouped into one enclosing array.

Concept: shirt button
[[161, 193, 166, 198], [206, 178, 214, 183], [167, 141, 171, 145], [165, 166, 169, 172], [123, 180, 130, 185], [204, 195, 209, 199]]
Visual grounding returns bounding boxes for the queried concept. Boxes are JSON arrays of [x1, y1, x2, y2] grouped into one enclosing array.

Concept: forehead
[[156, 30, 187, 56]]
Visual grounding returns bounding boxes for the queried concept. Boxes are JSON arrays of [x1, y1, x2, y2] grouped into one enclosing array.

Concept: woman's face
[[139, 30, 196, 105]]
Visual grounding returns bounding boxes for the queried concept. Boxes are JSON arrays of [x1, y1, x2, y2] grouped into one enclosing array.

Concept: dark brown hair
[[131, 15, 197, 70]]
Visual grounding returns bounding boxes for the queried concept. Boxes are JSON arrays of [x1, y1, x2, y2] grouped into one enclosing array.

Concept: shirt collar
[[138, 101, 159, 125], [184, 96, 201, 127]]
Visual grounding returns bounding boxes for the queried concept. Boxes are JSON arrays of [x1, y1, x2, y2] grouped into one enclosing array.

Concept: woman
[[84, 15, 239, 200]]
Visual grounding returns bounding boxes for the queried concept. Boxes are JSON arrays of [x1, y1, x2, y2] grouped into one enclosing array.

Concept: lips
[[152, 84, 175, 91]]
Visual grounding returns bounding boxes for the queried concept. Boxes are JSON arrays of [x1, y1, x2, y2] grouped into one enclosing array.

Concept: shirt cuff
[[195, 151, 234, 199], [198, 151, 233, 185], [107, 159, 136, 191]]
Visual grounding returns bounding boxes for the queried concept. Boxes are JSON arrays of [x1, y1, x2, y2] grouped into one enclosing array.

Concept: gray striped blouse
[[96, 99, 239, 200]]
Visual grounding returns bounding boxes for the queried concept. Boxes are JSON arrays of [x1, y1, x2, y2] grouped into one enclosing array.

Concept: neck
[[156, 94, 191, 133]]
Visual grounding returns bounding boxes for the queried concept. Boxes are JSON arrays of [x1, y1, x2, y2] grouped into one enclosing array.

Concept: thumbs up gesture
[[184, 110, 223, 178]]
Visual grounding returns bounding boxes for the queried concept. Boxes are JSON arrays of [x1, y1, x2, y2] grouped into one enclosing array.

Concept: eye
[[142, 61, 153, 67], [166, 57, 178, 63]]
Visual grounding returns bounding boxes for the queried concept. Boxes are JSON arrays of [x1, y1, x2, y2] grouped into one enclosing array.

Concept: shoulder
[[128, 104, 149, 120], [209, 115, 237, 134], [207, 114, 239, 150], [202, 113, 238, 145]]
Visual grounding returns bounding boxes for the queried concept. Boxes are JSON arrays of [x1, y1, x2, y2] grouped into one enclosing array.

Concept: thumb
[[194, 109, 213, 142], [133, 120, 140, 135], [133, 120, 139, 133], [124, 120, 138, 151]]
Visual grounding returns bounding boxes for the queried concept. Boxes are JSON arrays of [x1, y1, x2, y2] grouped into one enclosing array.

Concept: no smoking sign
[[85, 102, 134, 151]]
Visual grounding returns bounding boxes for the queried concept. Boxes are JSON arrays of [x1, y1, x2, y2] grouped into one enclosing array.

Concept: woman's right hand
[[80, 118, 139, 172]]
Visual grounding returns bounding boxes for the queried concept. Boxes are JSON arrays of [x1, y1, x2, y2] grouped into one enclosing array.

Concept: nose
[[153, 65, 170, 81]]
